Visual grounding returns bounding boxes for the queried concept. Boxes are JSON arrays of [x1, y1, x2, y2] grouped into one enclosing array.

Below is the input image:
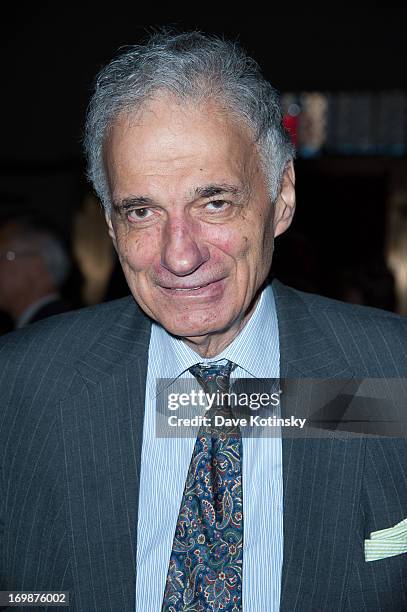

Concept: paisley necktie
[[162, 359, 243, 612]]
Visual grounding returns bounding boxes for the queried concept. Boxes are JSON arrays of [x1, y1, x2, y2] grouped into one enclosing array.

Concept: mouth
[[157, 278, 226, 298], [173, 286, 205, 291]]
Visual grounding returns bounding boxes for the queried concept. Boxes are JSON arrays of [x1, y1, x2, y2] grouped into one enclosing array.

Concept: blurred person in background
[[0, 218, 73, 329]]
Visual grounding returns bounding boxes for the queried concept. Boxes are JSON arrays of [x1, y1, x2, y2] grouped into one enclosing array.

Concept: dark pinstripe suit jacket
[[1, 279, 407, 611]]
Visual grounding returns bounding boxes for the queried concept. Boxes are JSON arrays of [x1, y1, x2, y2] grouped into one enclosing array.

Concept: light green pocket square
[[365, 517, 407, 562]]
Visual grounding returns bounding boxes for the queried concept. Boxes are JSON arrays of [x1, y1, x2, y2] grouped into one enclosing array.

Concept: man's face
[[104, 96, 294, 354]]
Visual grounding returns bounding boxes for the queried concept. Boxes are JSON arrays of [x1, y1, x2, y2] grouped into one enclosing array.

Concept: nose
[[160, 216, 209, 276]]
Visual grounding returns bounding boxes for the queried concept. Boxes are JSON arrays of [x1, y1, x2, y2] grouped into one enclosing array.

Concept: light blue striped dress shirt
[[135, 283, 283, 610]]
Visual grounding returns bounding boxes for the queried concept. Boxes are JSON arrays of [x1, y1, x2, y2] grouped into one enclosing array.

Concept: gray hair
[[84, 31, 295, 213], [10, 226, 70, 288]]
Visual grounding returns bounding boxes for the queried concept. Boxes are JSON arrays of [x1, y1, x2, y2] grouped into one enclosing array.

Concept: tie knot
[[189, 359, 235, 393]]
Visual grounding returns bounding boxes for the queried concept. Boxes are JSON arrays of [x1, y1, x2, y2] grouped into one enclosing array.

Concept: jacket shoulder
[[300, 287, 404, 321], [275, 279, 406, 324], [1, 296, 134, 356], [297, 286, 407, 336], [0, 297, 139, 401], [272, 279, 407, 376]]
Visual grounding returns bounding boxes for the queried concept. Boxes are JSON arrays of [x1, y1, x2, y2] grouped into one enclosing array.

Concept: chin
[[157, 312, 229, 340]]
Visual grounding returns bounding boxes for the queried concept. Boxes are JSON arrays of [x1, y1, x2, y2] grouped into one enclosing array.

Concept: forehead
[[104, 95, 261, 198]]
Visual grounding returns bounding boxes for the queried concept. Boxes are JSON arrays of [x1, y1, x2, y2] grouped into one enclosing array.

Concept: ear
[[105, 210, 118, 250], [273, 161, 296, 238]]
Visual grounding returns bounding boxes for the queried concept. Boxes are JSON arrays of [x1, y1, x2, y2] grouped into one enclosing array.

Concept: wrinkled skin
[[104, 95, 295, 357]]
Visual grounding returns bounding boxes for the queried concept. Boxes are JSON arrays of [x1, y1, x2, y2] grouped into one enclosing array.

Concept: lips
[[157, 278, 226, 298], [172, 286, 205, 291], [159, 278, 222, 291]]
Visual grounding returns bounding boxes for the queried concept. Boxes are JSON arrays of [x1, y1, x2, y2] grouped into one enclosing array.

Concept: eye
[[205, 200, 230, 212], [128, 207, 153, 221]]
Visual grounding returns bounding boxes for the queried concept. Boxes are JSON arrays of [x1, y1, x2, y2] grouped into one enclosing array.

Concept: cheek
[[261, 219, 275, 262], [204, 225, 251, 262], [115, 227, 158, 273]]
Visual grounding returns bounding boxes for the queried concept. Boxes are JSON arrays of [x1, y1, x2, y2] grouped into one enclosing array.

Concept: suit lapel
[[60, 299, 151, 612], [273, 280, 366, 611]]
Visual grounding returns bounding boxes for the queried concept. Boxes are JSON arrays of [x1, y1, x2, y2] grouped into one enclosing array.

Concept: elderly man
[[1, 32, 407, 612]]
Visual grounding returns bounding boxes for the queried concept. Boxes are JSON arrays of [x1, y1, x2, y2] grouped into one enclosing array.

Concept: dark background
[[1, 3, 407, 312]]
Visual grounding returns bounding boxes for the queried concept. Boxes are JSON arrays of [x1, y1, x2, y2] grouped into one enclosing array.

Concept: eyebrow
[[193, 183, 242, 199], [113, 183, 242, 211]]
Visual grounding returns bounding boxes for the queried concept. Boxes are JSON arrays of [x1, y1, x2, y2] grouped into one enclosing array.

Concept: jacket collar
[[272, 278, 353, 379], [74, 296, 152, 386]]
